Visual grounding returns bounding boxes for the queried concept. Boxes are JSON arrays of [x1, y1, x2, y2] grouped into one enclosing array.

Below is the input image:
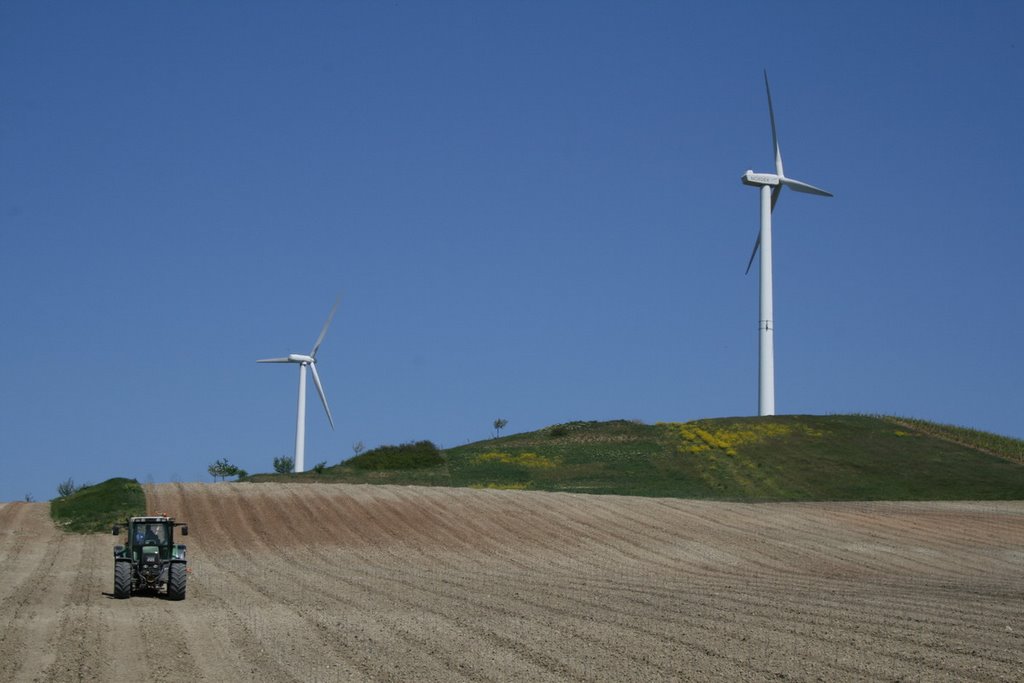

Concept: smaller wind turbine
[[258, 298, 339, 473], [741, 71, 832, 417]]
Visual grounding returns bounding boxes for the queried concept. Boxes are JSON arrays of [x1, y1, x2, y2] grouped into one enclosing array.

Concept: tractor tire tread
[[167, 562, 187, 601], [114, 561, 132, 599]]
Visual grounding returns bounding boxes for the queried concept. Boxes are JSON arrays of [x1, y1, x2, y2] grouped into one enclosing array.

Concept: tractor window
[[134, 523, 168, 545]]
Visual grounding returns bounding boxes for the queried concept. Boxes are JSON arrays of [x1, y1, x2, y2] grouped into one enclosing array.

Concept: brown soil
[[1, 483, 1022, 681]]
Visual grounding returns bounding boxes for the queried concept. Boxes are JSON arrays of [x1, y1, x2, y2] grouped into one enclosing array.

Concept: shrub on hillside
[[209, 458, 243, 481], [57, 478, 83, 498], [347, 441, 444, 470]]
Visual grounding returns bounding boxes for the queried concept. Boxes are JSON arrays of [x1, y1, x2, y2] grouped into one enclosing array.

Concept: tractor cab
[[112, 514, 190, 599], [132, 521, 171, 558], [114, 516, 188, 558]]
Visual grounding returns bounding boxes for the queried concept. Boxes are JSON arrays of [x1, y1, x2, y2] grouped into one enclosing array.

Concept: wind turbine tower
[[258, 299, 339, 472], [741, 72, 832, 416]]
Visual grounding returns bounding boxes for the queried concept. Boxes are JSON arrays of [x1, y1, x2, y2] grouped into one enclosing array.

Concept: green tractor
[[112, 514, 189, 600]]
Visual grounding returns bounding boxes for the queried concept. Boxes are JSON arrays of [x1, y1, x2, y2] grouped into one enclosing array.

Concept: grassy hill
[[50, 477, 146, 532], [248, 415, 1024, 501]]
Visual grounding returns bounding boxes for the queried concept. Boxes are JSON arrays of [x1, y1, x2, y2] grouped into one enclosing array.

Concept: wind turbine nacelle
[[287, 354, 314, 364], [742, 171, 780, 187]]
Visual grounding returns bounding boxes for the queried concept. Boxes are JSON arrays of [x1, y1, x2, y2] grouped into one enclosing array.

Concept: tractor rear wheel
[[114, 562, 132, 599], [167, 562, 187, 601]]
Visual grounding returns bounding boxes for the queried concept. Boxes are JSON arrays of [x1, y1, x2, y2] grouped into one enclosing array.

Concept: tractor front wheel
[[114, 562, 132, 599], [167, 563, 187, 601]]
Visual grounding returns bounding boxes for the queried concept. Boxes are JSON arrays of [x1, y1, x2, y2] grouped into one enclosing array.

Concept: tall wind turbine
[[741, 71, 832, 416], [258, 298, 339, 472]]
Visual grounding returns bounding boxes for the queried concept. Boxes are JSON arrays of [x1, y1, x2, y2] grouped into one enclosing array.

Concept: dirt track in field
[[1, 483, 1022, 682]]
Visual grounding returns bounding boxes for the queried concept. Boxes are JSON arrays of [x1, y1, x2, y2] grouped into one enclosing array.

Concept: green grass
[[243, 415, 1024, 500], [50, 477, 146, 533], [880, 415, 1024, 464]]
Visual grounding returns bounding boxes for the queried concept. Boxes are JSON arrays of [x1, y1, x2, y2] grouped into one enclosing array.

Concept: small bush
[[209, 458, 242, 481], [57, 478, 80, 498], [273, 456, 294, 474], [347, 441, 444, 470]]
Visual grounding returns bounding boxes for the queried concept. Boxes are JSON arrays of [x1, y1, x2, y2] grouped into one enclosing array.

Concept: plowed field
[[1, 483, 1022, 681]]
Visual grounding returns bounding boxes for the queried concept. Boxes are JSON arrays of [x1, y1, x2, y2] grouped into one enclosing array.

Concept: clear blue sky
[[2, 2, 1021, 502]]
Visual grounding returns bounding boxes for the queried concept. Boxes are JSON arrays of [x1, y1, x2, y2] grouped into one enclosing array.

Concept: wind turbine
[[258, 298, 339, 472], [741, 71, 832, 416]]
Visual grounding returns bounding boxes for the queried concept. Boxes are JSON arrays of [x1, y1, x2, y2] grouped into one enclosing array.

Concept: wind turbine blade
[[744, 234, 761, 275], [770, 185, 782, 212], [310, 297, 340, 358], [308, 362, 335, 430], [780, 177, 833, 197], [257, 357, 292, 363], [764, 70, 784, 178]]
